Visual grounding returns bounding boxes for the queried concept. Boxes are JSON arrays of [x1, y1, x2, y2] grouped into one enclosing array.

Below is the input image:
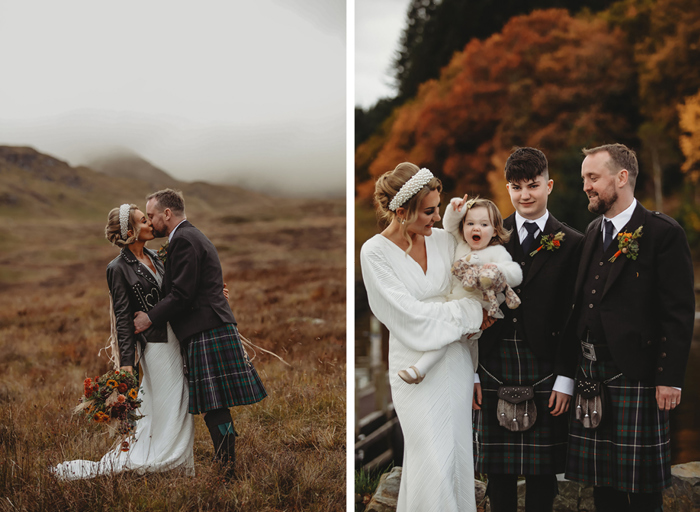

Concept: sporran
[[574, 378, 605, 429], [496, 385, 537, 432]]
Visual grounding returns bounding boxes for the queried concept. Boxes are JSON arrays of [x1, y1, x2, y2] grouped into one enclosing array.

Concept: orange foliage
[[357, 9, 635, 200], [635, 0, 700, 130], [679, 90, 700, 182]]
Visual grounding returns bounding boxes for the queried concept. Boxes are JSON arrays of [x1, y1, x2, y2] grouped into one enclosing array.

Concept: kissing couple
[[52, 188, 267, 480]]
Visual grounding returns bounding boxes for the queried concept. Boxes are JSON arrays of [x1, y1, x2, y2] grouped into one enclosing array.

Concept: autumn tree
[[357, 0, 621, 150], [604, 0, 700, 209], [357, 9, 636, 230], [392, 0, 620, 103], [679, 90, 700, 183]]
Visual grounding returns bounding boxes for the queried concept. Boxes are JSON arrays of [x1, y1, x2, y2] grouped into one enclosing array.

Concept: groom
[[134, 188, 267, 478]]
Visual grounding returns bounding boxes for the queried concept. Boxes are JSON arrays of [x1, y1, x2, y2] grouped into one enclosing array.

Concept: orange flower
[[120, 441, 130, 452], [117, 394, 126, 403], [128, 388, 138, 400], [106, 380, 117, 388], [115, 370, 120, 375], [118, 383, 128, 393], [553, 240, 560, 247], [94, 411, 109, 423]]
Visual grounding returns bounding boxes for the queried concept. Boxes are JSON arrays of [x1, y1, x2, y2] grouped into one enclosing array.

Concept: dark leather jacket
[[106, 247, 167, 367]]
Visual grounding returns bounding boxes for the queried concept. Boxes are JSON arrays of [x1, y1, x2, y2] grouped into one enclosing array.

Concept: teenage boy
[[473, 147, 583, 512]]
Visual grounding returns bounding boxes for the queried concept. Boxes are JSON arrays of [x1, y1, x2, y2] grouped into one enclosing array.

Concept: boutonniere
[[530, 231, 565, 257], [609, 226, 643, 263], [157, 241, 169, 263]]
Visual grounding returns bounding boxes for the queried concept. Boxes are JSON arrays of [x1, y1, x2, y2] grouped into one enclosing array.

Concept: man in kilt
[[134, 188, 267, 478], [473, 147, 584, 512], [563, 144, 694, 511]]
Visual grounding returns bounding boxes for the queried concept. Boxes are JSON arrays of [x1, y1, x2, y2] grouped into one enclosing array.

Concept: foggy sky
[[0, 0, 345, 197], [355, 0, 408, 109]]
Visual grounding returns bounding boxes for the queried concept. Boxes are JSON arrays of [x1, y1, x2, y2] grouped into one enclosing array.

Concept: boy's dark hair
[[504, 147, 549, 183]]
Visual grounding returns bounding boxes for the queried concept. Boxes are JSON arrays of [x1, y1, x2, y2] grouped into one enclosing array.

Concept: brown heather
[[0, 197, 346, 511]]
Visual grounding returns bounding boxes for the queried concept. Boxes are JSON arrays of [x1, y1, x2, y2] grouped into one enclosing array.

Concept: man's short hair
[[582, 143, 639, 189], [146, 188, 185, 215], [504, 147, 549, 183]]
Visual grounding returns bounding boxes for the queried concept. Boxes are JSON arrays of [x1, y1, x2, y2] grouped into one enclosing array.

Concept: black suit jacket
[[479, 213, 584, 375], [148, 220, 236, 343], [563, 202, 694, 387]]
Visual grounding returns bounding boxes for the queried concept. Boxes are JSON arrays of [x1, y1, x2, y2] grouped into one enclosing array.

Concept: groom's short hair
[[504, 147, 549, 183], [147, 188, 185, 215]]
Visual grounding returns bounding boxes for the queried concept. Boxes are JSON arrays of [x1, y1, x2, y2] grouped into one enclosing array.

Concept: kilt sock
[[204, 408, 237, 476], [487, 474, 518, 512], [487, 474, 558, 512], [524, 474, 558, 512], [593, 487, 663, 512]]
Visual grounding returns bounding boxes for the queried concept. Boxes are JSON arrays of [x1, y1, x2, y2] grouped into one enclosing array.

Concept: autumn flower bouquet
[[74, 369, 143, 450]]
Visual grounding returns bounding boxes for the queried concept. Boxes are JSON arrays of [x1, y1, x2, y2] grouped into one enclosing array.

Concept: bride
[[360, 163, 491, 512], [52, 203, 196, 479]]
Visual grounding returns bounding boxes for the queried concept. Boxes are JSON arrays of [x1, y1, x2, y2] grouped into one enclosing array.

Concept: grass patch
[[0, 197, 346, 511]]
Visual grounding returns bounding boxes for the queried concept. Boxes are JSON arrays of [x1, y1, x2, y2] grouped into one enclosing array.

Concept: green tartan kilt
[[565, 355, 671, 493], [474, 329, 568, 475], [186, 323, 267, 414]]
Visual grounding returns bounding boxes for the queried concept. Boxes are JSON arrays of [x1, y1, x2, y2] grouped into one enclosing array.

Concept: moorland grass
[[0, 198, 346, 511]]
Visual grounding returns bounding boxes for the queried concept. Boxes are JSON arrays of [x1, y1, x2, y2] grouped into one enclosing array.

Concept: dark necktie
[[603, 219, 614, 251], [521, 222, 539, 255]]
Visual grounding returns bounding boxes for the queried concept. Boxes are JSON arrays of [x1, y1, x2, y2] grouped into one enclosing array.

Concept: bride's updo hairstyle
[[374, 162, 442, 252], [105, 204, 140, 247]]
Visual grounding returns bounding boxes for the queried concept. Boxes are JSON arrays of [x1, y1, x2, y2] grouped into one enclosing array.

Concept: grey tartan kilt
[[186, 323, 267, 415], [473, 329, 568, 475], [565, 354, 671, 493]]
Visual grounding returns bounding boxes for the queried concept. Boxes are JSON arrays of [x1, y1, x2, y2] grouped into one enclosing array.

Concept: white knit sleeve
[[360, 242, 482, 353], [488, 245, 523, 287], [442, 197, 467, 242]]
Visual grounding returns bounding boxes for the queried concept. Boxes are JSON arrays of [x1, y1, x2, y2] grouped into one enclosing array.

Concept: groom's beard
[[153, 227, 167, 238]]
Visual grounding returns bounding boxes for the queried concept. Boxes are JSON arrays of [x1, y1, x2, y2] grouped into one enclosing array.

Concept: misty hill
[[0, 145, 273, 220], [89, 151, 179, 190]]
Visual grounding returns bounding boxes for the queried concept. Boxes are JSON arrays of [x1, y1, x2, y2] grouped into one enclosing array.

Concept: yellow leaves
[[678, 90, 700, 181]]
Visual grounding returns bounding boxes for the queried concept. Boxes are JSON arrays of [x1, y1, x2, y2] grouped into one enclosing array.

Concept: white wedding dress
[[52, 268, 194, 480], [360, 228, 483, 512]]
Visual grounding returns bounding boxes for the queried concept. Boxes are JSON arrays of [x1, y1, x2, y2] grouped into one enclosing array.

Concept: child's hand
[[450, 194, 469, 212]]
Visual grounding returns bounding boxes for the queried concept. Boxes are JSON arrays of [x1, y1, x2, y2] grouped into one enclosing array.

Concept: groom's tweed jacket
[[148, 220, 236, 344]]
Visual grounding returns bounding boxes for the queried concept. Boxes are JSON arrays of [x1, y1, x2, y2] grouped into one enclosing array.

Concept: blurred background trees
[[356, 0, 700, 240]]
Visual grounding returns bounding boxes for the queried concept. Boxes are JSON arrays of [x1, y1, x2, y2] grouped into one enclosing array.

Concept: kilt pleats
[[474, 329, 568, 475], [565, 356, 671, 493], [186, 323, 267, 414]]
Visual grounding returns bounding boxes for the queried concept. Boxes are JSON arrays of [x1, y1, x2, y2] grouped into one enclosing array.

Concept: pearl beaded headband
[[119, 204, 131, 240], [388, 168, 434, 211]]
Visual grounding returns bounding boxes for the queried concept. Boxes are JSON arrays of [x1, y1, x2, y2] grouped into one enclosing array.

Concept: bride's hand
[[120, 366, 134, 375], [450, 194, 469, 212], [223, 282, 230, 300], [472, 382, 483, 410]]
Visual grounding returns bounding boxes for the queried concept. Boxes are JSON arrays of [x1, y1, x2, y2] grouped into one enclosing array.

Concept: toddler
[[398, 197, 523, 384]]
